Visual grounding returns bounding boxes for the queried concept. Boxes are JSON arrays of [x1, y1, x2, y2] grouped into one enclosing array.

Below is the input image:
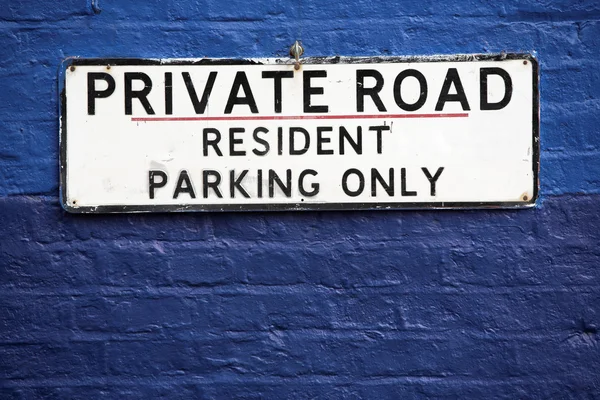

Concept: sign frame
[[59, 53, 539, 213]]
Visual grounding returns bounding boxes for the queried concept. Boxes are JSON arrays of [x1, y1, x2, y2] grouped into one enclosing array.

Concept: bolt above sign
[[59, 54, 539, 213]]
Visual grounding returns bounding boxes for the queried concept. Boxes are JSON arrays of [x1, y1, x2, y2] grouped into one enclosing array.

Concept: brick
[[74, 296, 192, 334], [199, 334, 314, 377], [0, 295, 73, 342], [0, 342, 105, 379], [543, 101, 600, 153], [206, 383, 358, 399], [207, 294, 269, 331], [90, 242, 171, 287], [106, 340, 202, 376], [0, 64, 55, 123], [229, 241, 312, 285], [168, 243, 236, 286], [0, 0, 92, 21], [542, 62, 600, 106], [205, 292, 338, 331], [399, 290, 600, 333], [100, 0, 209, 22], [0, 387, 65, 399], [350, 379, 598, 400], [108, 385, 203, 400], [261, 292, 335, 330], [206, 292, 335, 331], [543, 152, 600, 195], [205, 0, 288, 22], [330, 292, 406, 330], [579, 20, 600, 52], [0, 244, 97, 290]]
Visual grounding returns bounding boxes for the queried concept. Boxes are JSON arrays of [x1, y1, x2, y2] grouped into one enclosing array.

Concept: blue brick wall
[[1, 0, 599, 398]]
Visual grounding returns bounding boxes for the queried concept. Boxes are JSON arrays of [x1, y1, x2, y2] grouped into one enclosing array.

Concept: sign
[[59, 55, 539, 213]]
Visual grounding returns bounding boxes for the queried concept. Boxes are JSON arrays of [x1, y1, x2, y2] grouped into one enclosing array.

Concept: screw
[[522, 195, 528, 201], [106, 64, 111, 70], [290, 40, 304, 71], [523, 60, 528, 65], [69, 65, 76, 72]]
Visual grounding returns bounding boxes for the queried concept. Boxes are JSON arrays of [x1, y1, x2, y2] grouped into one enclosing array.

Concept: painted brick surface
[[1, 0, 599, 398]]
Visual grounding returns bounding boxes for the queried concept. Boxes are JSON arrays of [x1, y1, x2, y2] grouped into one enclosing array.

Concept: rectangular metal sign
[[59, 54, 539, 213]]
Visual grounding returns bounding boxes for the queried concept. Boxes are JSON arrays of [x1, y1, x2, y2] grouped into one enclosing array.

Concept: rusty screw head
[[106, 64, 111, 70], [522, 195, 528, 201], [523, 60, 528, 65], [69, 65, 76, 72]]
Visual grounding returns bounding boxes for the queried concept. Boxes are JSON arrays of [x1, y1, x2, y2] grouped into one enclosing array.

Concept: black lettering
[[303, 70, 328, 113], [230, 170, 250, 198], [435, 68, 470, 111], [224, 71, 258, 114], [480, 67, 513, 110], [252, 127, 270, 156], [317, 126, 334, 155], [277, 127, 283, 156], [262, 70, 294, 113], [401, 168, 417, 196], [421, 167, 444, 196], [257, 169, 263, 198], [290, 127, 310, 155], [339, 126, 362, 155], [203, 128, 223, 156], [148, 170, 167, 199], [124, 72, 155, 115], [299, 169, 319, 197], [229, 128, 246, 156], [203, 170, 222, 198], [164, 72, 173, 115], [356, 69, 386, 112], [369, 125, 390, 154], [393, 69, 428, 112], [87, 72, 116, 115], [342, 168, 365, 197], [371, 168, 394, 196], [269, 169, 292, 197], [173, 170, 196, 199], [182, 71, 217, 114]]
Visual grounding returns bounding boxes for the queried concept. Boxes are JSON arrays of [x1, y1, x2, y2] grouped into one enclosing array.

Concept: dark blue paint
[[1, 0, 599, 397]]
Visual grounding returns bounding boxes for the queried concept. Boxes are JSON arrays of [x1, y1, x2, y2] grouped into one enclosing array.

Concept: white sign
[[60, 55, 539, 212]]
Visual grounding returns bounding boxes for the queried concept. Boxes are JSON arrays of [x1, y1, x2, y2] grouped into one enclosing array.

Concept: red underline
[[131, 113, 469, 122]]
